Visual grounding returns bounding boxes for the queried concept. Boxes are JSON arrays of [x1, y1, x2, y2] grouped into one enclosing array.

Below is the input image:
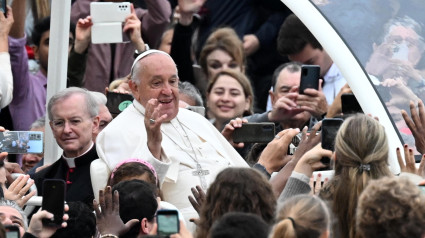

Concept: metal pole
[[44, 0, 71, 164]]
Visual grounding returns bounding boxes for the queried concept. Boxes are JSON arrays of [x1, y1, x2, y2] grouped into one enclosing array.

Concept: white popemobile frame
[[280, 0, 402, 179], [42, 1, 403, 175]]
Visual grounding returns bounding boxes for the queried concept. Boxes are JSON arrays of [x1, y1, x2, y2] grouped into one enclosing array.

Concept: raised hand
[[397, 144, 425, 178], [402, 100, 425, 154], [93, 186, 139, 237], [3, 174, 36, 207]]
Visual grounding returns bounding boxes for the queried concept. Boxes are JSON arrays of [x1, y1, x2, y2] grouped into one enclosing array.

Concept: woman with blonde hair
[[279, 114, 392, 238], [271, 194, 330, 238]]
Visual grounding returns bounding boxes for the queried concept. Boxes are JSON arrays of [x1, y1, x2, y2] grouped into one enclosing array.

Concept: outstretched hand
[[402, 100, 425, 154], [3, 174, 36, 207], [93, 186, 139, 237], [294, 143, 333, 177], [397, 145, 425, 178], [257, 128, 300, 173], [188, 185, 205, 215]]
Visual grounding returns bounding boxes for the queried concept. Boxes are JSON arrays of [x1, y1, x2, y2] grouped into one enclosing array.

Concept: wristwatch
[[133, 44, 150, 58]]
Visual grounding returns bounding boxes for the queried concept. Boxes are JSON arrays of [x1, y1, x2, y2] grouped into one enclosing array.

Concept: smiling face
[[206, 49, 242, 79], [207, 75, 251, 124], [49, 93, 99, 158], [130, 53, 180, 122]]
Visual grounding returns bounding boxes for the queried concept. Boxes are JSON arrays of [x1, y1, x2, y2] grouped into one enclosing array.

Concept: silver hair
[[30, 116, 46, 130], [178, 82, 203, 106], [130, 50, 177, 86], [47, 87, 99, 121], [90, 91, 107, 106], [0, 199, 28, 229], [272, 62, 302, 91], [380, 15, 424, 47]]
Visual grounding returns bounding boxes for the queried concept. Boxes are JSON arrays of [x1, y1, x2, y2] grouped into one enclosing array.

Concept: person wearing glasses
[[31, 87, 100, 206]]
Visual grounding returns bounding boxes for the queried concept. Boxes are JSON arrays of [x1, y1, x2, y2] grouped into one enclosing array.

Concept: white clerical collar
[[62, 142, 94, 168], [323, 63, 340, 83]]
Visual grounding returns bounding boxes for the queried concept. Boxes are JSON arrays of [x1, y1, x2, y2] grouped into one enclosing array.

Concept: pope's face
[[131, 54, 180, 122]]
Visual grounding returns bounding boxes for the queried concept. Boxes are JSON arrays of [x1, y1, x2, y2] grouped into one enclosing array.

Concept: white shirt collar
[[62, 142, 94, 168]]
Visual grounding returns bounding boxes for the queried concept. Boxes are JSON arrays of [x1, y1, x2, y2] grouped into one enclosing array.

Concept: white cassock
[[94, 99, 248, 229]]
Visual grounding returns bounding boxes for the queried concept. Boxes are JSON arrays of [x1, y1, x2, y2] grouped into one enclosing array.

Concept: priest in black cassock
[[31, 87, 100, 206]]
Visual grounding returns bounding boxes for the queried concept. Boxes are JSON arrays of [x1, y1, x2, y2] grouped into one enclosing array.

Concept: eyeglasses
[[51, 118, 89, 130]]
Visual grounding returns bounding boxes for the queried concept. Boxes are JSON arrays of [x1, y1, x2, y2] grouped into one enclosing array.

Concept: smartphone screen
[[321, 118, 344, 165], [42, 179, 65, 227], [233, 123, 275, 143], [0, 0, 6, 16], [0, 131, 43, 154], [299, 65, 320, 94], [5, 225, 20, 238], [341, 93, 363, 115], [157, 210, 179, 236]]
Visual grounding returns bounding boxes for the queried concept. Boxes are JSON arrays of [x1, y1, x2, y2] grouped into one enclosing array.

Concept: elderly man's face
[[271, 68, 311, 123], [0, 206, 26, 237], [49, 94, 99, 157], [130, 54, 180, 122]]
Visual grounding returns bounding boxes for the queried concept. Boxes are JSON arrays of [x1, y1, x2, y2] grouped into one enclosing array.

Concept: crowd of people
[[0, 0, 425, 238]]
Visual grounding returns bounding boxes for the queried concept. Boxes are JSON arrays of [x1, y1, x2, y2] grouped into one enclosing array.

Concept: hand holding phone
[[41, 179, 66, 227]]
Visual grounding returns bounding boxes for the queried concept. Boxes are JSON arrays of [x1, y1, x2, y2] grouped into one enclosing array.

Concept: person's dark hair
[[50, 202, 96, 238], [271, 62, 302, 91], [112, 180, 158, 238], [245, 143, 268, 166], [32, 16, 76, 47], [108, 162, 157, 187], [357, 176, 425, 238], [196, 168, 276, 238], [208, 212, 270, 238], [277, 14, 322, 56]]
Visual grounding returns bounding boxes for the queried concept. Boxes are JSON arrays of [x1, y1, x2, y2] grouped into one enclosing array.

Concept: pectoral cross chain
[[192, 163, 209, 189]]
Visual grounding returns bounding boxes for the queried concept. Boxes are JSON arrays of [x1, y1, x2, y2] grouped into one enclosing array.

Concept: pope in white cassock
[[93, 50, 249, 229]]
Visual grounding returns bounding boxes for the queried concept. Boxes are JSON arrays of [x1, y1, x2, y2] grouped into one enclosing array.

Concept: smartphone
[[157, 209, 179, 236], [299, 65, 320, 94], [0, 131, 43, 154], [233, 123, 275, 143], [0, 0, 6, 17], [321, 118, 344, 165], [91, 2, 131, 44], [41, 179, 66, 227], [106, 91, 134, 117], [341, 93, 362, 115], [5, 225, 20, 238]]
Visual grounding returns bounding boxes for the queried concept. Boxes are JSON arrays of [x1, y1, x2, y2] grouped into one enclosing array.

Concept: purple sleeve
[[139, 0, 172, 48], [8, 36, 30, 105], [70, 0, 96, 24]]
